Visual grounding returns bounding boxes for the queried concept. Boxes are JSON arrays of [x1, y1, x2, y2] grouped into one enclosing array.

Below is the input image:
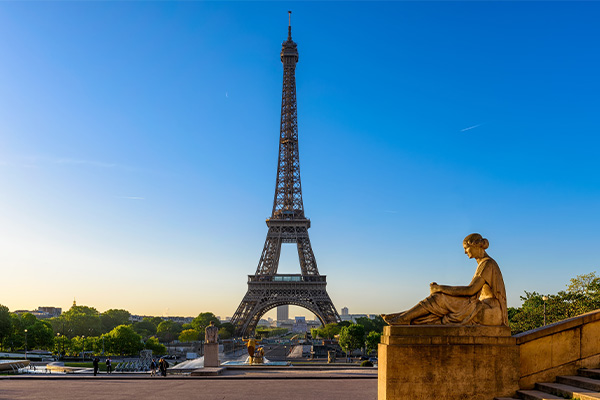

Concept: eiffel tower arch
[[230, 13, 340, 337]]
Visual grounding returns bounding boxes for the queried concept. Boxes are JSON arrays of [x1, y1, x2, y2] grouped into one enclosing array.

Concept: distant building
[[162, 316, 193, 324], [37, 307, 62, 317], [257, 319, 270, 327], [307, 319, 321, 331], [276, 319, 294, 330], [341, 307, 349, 316], [13, 306, 62, 319], [340, 313, 376, 323], [277, 305, 289, 321], [292, 316, 308, 333], [129, 315, 194, 324], [129, 315, 145, 323]]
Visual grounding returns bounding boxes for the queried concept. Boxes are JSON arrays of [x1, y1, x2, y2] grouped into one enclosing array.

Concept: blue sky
[[0, 2, 598, 320]]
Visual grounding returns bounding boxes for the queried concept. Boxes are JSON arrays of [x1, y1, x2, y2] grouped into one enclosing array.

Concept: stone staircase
[[496, 368, 600, 400]]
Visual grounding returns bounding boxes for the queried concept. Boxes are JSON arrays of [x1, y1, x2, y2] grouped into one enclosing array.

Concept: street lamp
[[542, 295, 549, 326], [56, 333, 61, 357], [82, 336, 85, 362], [24, 329, 28, 360], [101, 335, 105, 356]]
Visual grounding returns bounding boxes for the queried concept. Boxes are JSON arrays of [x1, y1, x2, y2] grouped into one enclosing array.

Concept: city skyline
[[1, 2, 599, 320]]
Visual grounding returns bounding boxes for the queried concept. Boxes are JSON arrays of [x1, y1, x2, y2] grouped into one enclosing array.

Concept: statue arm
[[431, 276, 485, 296]]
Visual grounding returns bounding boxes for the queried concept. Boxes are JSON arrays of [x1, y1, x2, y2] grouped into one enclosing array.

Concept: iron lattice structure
[[231, 14, 340, 337]]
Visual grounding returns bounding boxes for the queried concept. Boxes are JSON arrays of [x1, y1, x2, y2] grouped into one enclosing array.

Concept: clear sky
[[1, 2, 599, 320]]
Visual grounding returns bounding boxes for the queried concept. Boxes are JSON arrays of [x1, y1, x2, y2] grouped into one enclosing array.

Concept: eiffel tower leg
[[255, 231, 282, 275], [296, 233, 318, 275], [230, 287, 262, 337], [315, 295, 341, 325]]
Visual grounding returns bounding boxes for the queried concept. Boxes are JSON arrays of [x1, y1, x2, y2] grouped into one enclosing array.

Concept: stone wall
[[378, 325, 519, 400], [516, 309, 600, 389]]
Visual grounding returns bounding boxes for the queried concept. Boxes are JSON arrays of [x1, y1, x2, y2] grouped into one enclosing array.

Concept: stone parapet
[[515, 309, 600, 389], [378, 325, 519, 400]]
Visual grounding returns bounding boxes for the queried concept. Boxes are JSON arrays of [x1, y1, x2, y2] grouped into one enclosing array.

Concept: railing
[[248, 274, 326, 283]]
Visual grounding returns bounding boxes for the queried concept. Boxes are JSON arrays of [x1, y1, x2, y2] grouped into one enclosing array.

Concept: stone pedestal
[[204, 343, 219, 368], [378, 325, 519, 400]]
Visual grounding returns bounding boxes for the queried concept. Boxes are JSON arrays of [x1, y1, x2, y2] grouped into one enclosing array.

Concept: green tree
[[8, 313, 42, 351], [28, 320, 55, 350], [218, 328, 232, 339], [567, 271, 600, 294], [148, 317, 164, 327], [191, 312, 220, 335], [312, 323, 343, 339], [21, 313, 38, 328], [509, 272, 600, 334], [338, 324, 365, 356], [179, 329, 200, 342], [132, 319, 158, 339], [107, 325, 143, 356], [255, 327, 289, 339], [9, 314, 25, 350], [0, 305, 12, 350], [54, 334, 72, 356], [365, 331, 381, 354], [355, 316, 386, 335], [53, 305, 102, 338], [100, 309, 131, 333], [69, 335, 100, 357], [144, 336, 166, 355], [219, 322, 235, 339], [156, 320, 183, 343]]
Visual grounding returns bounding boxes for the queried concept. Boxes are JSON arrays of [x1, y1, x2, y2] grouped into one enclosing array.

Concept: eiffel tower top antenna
[[288, 11, 292, 40]]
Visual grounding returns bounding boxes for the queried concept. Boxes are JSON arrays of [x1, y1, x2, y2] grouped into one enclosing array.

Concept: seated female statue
[[381, 233, 508, 326]]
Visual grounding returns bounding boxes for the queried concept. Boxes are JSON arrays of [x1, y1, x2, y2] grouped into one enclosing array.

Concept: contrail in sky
[[460, 124, 482, 132]]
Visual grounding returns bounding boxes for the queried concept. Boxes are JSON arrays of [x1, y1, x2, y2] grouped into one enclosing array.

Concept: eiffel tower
[[230, 12, 340, 337]]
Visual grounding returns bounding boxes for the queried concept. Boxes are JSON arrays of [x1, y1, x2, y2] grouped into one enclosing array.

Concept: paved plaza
[[0, 369, 377, 400]]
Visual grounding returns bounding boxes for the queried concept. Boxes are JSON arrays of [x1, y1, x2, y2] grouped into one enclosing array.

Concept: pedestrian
[[106, 357, 112, 374], [150, 358, 157, 377], [158, 358, 169, 377], [92, 357, 100, 376]]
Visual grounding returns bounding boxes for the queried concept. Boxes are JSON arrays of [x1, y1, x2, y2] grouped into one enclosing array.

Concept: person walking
[[92, 357, 100, 376], [158, 358, 169, 377], [105, 357, 112, 374], [150, 358, 157, 377]]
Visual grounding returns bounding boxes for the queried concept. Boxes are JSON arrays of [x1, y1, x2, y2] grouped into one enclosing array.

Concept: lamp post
[[56, 333, 61, 358], [60, 321, 65, 359], [542, 295, 549, 326], [24, 329, 28, 360], [101, 335, 105, 356], [82, 336, 85, 362]]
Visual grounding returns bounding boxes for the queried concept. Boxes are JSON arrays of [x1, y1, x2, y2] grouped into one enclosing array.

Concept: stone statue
[[382, 233, 508, 326], [205, 321, 219, 343]]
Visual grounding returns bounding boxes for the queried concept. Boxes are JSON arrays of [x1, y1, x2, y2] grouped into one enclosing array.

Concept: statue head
[[463, 233, 489, 259]]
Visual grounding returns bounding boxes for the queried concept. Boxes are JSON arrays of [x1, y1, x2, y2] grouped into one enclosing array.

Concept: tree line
[[0, 305, 235, 356], [508, 272, 600, 334], [311, 316, 386, 356]]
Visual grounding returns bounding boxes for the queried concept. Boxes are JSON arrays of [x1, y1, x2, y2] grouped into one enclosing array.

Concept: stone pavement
[[0, 369, 377, 400]]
